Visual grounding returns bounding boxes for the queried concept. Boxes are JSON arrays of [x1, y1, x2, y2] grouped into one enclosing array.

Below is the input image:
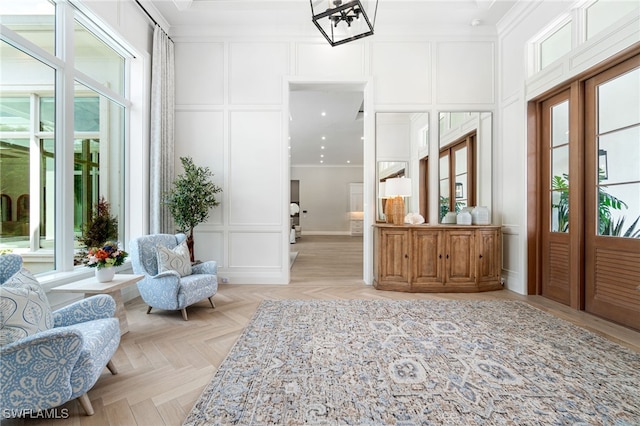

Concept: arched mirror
[[438, 112, 492, 222]]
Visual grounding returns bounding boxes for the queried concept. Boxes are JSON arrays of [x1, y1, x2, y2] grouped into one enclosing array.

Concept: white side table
[[51, 274, 143, 335]]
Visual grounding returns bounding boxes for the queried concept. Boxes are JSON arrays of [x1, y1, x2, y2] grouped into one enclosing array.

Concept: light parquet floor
[[6, 235, 640, 425]]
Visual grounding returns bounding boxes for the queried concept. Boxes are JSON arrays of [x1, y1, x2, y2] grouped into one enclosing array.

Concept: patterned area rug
[[184, 300, 640, 425]]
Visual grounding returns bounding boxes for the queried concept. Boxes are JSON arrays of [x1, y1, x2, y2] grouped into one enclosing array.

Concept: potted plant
[[164, 156, 222, 262], [79, 196, 119, 250]]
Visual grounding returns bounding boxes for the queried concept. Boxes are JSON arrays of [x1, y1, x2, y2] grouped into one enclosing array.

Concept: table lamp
[[384, 177, 412, 225]]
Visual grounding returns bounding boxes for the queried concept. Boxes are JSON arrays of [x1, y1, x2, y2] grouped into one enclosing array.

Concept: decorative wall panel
[[436, 41, 495, 104], [296, 43, 365, 78], [229, 111, 282, 225], [175, 110, 225, 224], [193, 229, 224, 266], [175, 43, 224, 105], [229, 232, 282, 268], [371, 42, 431, 105], [229, 42, 289, 105]]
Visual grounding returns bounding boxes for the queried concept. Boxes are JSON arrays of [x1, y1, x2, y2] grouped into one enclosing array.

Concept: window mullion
[[56, 0, 76, 271]]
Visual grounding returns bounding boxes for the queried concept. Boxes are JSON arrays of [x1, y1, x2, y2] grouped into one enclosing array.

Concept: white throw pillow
[[1, 268, 53, 346], [157, 241, 192, 277]]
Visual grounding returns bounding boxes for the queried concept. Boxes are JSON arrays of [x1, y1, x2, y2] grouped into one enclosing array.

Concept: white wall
[[172, 34, 497, 285], [291, 166, 364, 234]]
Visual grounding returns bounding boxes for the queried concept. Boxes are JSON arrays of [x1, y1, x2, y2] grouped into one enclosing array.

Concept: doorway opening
[[287, 81, 369, 285]]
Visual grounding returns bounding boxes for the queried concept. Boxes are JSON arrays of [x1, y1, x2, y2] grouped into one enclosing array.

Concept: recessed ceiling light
[[321, 136, 326, 140], [347, 160, 351, 164], [321, 111, 326, 116], [321, 145, 325, 149], [320, 160, 324, 163]]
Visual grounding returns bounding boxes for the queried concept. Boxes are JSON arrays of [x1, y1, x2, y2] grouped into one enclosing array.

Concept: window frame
[[0, 0, 133, 275]]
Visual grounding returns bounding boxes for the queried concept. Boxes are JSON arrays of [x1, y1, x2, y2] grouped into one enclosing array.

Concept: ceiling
[[144, 0, 519, 166]]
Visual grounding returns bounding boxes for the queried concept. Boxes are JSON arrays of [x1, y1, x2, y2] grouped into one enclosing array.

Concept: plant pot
[[95, 267, 115, 283]]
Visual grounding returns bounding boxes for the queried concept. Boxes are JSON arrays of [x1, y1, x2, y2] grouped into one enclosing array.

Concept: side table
[[51, 274, 143, 335]]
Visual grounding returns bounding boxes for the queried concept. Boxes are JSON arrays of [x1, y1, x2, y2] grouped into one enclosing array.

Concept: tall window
[[0, 1, 130, 273]]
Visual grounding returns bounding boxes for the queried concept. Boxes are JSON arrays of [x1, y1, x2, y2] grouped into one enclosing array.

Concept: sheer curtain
[[149, 24, 175, 234]]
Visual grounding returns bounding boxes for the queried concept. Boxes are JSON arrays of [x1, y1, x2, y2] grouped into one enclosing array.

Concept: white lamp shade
[[385, 177, 412, 197]]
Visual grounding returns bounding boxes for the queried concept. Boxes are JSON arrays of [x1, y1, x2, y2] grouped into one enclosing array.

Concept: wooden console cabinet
[[373, 224, 502, 292]]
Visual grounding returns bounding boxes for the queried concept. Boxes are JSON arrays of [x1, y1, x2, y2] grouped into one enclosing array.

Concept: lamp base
[[389, 196, 405, 225]]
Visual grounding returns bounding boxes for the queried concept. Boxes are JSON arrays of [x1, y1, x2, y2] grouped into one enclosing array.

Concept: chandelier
[[310, 0, 378, 47]]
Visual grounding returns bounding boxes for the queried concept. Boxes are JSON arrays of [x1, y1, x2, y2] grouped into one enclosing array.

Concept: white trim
[[284, 76, 374, 285]]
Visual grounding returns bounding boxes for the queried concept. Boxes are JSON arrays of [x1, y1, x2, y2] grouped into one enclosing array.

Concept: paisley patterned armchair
[[129, 233, 218, 321], [1, 254, 120, 417]]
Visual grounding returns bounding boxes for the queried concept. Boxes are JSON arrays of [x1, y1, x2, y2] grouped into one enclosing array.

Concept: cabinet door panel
[[412, 230, 444, 287], [378, 229, 410, 287], [477, 229, 500, 280], [446, 230, 475, 283]]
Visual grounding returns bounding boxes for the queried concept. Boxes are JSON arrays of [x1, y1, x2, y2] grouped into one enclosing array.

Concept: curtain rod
[[134, 0, 171, 38]]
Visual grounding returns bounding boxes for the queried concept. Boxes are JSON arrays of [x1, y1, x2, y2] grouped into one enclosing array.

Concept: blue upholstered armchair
[[129, 233, 218, 320], [1, 254, 120, 417]]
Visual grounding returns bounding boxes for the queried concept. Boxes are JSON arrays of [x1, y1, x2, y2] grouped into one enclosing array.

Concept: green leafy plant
[[164, 157, 222, 261], [551, 174, 570, 233], [79, 196, 119, 249], [552, 172, 639, 238]]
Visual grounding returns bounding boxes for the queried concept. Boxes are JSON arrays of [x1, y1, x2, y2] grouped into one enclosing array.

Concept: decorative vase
[[442, 212, 457, 224], [471, 206, 491, 225], [95, 267, 115, 283], [456, 210, 472, 225]]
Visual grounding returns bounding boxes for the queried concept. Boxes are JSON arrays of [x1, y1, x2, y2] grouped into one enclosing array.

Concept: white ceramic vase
[[471, 206, 491, 225], [456, 210, 472, 225], [95, 267, 115, 283]]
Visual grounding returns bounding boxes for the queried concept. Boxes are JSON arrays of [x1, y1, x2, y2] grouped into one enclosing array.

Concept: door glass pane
[[598, 126, 640, 184], [551, 100, 569, 146], [551, 189, 569, 233], [439, 154, 449, 218], [455, 147, 468, 209], [550, 101, 570, 233], [598, 68, 640, 134], [0, 41, 56, 273], [598, 183, 640, 237], [552, 145, 569, 178], [439, 178, 449, 219], [0, 0, 55, 55], [595, 67, 640, 238]]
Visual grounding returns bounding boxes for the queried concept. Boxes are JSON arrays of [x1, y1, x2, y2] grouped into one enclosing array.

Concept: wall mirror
[[438, 112, 492, 222], [375, 112, 429, 222]]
